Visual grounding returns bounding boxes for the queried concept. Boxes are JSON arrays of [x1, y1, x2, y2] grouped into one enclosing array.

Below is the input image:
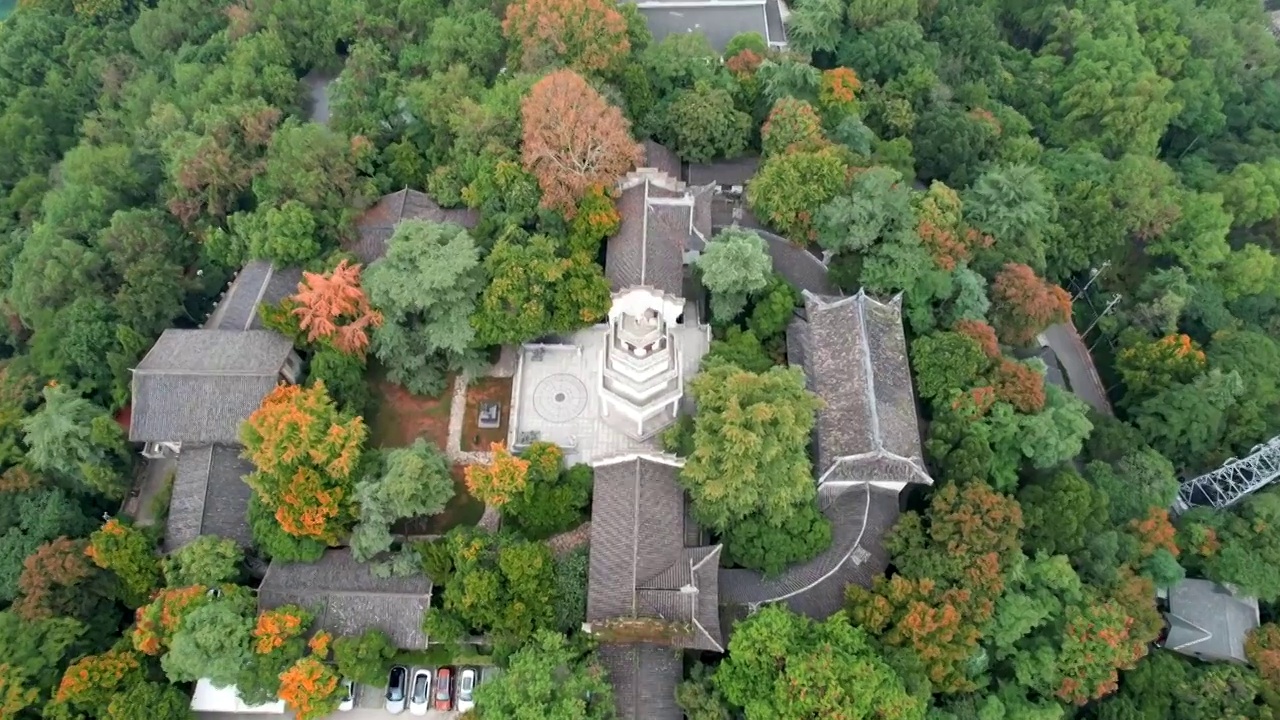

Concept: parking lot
[[342, 681, 460, 719]]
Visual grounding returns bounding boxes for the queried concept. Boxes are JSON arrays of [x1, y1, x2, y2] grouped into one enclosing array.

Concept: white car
[[338, 678, 356, 711], [385, 666, 408, 714], [408, 667, 433, 716], [456, 668, 477, 713]]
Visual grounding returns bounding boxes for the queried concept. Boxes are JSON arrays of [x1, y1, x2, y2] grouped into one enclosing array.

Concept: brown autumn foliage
[[167, 105, 281, 227], [291, 260, 383, 357], [520, 70, 642, 217], [990, 263, 1072, 346], [1246, 623, 1280, 685], [992, 358, 1046, 413], [502, 0, 629, 73], [13, 537, 95, 620], [954, 319, 1001, 358]]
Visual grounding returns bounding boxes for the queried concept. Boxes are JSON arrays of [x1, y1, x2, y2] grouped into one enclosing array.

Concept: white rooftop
[[508, 323, 709, 465]]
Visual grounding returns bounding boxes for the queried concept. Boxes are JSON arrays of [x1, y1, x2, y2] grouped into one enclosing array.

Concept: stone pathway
[[546, 521, 591, 555]]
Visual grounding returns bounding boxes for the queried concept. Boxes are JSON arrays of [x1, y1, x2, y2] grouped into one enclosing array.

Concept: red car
[[433, 667, 453, 711]]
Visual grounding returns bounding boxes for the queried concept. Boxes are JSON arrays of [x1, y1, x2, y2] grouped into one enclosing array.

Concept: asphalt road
[[1041, 323, 1114, 416]]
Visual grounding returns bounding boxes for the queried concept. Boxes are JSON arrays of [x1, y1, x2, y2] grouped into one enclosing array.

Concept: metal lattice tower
[[1173, 436, 1280, 513]]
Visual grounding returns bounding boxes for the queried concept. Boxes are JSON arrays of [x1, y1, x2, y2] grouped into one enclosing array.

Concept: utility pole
[[1073, 261, 1110, 302], [1083, 293, 1122, 347]]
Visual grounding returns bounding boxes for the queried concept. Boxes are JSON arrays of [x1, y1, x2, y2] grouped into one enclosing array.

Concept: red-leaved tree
[[521, 70, 642, 217], [291, 260, 383, 357], [990, 263, 1072, 346], [502, 0, 629, 73]]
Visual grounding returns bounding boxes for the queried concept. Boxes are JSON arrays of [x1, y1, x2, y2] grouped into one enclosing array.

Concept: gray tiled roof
[[633, 1, 774, 51], [597, 643, 682, 720], [788, 290, 932, 486], [719, 483, 899, 619], [130, 329, 293, 444], [717, 224, 836, 296], [642, 140, 681, 179], [164, 444, 255, 553], [586, 454, 723, 652], [687, 157, 760, 188], [1164, 578, 1260, 663], [350, 188, 479, 264], [258, 549, 434, 649], [207, 261, 303, 332], [606, 177, 713, 295]]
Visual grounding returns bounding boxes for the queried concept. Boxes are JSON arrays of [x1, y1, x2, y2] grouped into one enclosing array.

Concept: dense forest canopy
[[0, 0, 1279, 716]]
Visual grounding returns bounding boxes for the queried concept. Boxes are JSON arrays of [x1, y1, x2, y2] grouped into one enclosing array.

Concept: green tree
[[86, 519, 161, 608], [1018, 468, 1108, 557], [504, 444, 592, 540], [365, 220, 485, 396], [162, 536, 244, 587], [722, 502, 832, 575], [714, 605, 925, 720], [695, 228, 773, 323], [965, 164, 1053, 274], [551, 547, 589, 633], [161, 599, 255, 687], [761, 98, 827, 158], [680, 362, 821, 532], [816, 166, 915, 256], [0, 488, 94, 603], [105, 681, 195, 720], [747, 147, 848, 242], [910, 331, 990, 402], [471, 630, 613, 720], [658, 82, 751, 163], [351, 440, 455, 561], [333, 630, 396, 687], [248, 495, 326, 563], [0, 612, 86, 711], [21, 384, 129, 499], [704, 327, 774, 374], [472, 232, 611, 346]]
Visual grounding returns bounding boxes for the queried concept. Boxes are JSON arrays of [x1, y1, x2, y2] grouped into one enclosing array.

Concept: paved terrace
[[507, 324, 709, 466]]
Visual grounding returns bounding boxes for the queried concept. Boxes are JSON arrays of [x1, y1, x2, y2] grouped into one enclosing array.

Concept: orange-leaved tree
[[990, 263, 1071, 346], [819, 67, 862, 110], [52, 649, 143, 716], [308, 630, 333, 658], [132, 584, 216, 654], [290, 260, 382, 357], [278, 657, 342, 720], [502, 0, 629, 73], [464, 443, 530, 508], [954, 319, 1001, 358], [252, 604, 314, 655], [240, 382, 366, 544], [521, 69, 642, 217]]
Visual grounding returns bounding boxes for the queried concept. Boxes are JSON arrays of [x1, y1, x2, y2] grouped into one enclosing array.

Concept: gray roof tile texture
[[789, 292, 929, 485], [350, 189, 479, 264], [636, 3, 771, 52], [606, 178, 714, 296], [130, 330, 293, 444], [164, 444, 255, 553], [719, 483, 899, 617], [209, 261, 303, 332], [598, 643, 682, 720], [1165, 578, 1260, 663], [586, 456, 723, 651], [259, 549, 434, 649], [687, 157, 760, 188]]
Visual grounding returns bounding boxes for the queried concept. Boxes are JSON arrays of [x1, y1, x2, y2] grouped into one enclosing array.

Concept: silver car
[[385, 665, 408, 714], [456, 668, 477, 712]]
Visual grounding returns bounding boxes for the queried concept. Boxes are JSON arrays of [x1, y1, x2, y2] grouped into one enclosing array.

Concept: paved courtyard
[[507, 322, 709, 465]]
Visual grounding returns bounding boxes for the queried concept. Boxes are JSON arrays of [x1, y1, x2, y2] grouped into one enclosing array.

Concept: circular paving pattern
[[533, 374, 588, 422]]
